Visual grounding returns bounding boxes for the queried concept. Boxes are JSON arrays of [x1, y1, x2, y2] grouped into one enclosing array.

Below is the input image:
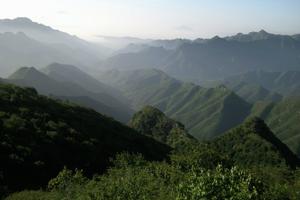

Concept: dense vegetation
[[250, 97, 300, 157], [1, 83, 299, 199], [5, 129, 300, 199], [0, 83, 170, 194], [129, 106, 196, 148], [212, 117, 300, 168]]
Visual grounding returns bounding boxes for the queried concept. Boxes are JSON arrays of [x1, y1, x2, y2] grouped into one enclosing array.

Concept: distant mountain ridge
[[0, 17, 111, 76], [225, 29, 285, 42], [0, 17, 108, 53], [103, 30, 300, 81], [0, 32, 80, 76]]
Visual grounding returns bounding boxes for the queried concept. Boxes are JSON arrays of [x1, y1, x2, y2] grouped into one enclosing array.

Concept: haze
[[1, 0, 300, 40]]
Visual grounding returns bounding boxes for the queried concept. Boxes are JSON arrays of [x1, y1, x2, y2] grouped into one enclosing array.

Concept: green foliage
[[5, 190, 62, 200], [170, 143, 231, 171], [176, 165, 261, 200], [129, 106, 196, 148], [0, 83, 170, 193], [5, 147, 300, 200], [2, 84, 300, 200], [47, 167, 87, 191], [8, 151, 299, 200], [213, 117, 300, 168], [250, 97, 300, 157]]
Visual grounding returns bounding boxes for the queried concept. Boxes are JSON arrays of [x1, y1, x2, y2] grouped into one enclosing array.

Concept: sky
[[0, 0, 300, 40]]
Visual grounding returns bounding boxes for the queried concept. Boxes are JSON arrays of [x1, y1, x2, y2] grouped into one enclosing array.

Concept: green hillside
[[100, 69, 251, 140], [199, 80, 282, 103], [213, 117, 300, 168], [223, 81, 282, 103], [250, 97, 300, 157], [0, 83, 170, 192], [4, 116, 300, 200], [6, 67, 133, 122], [223, 70, 300, 97], [42, 63, 128, 102], [129, 106, 196, 148]]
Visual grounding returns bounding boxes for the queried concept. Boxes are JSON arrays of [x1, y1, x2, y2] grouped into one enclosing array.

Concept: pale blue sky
[[0, 0, 299, 40]]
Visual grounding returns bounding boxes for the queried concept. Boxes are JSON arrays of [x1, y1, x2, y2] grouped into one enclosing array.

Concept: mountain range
[[101, 30, 300, 82], [1, 17, 300, 198], [99, 69, 300, 157], [4, 64, 133, 122], [0, 18, 111, 76], [1, 17, 300, 84], [99, 69, 252, 140], [221, 70, 300, 97], [1, 82, 299, 198]]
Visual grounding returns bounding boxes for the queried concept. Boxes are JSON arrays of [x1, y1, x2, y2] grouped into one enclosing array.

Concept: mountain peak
[[209, 35, 226, 44], [258, 29, 269, 34], [0, 17, 56, 35], [45, 63, 81, 73], [129, 106, 196, 148], [214, 117, 300, 168], [13, 17, 33, 23], [8, 67, 47, 80]]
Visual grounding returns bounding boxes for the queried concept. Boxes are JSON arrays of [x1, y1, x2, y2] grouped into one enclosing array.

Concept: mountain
[[129, 106, 196, 148], [293, 34, 300, 41], [0, 17, 110, 57], [225, 82, 282, 103], [0, 18, 111, 76], [94, 35, 152, 49], [149, 38, 191, 49], [113, 43, 151, 54], [99, 69, 251, 140], [101, 46, 172, 70], [42, 63, 129, 103], [213, 117, 300, 168], [102, 31, 300, 81], [0, 83, 170, 191], [200, 80, 283, 103], [6, 67, 133, 122], [163, 32, 300, 81], [0, 32, 80, 76], [225, 29, 284, 42], [250, 97, 300, 157], [99, 69, 300, 156], [222, 70, 300, 97]]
